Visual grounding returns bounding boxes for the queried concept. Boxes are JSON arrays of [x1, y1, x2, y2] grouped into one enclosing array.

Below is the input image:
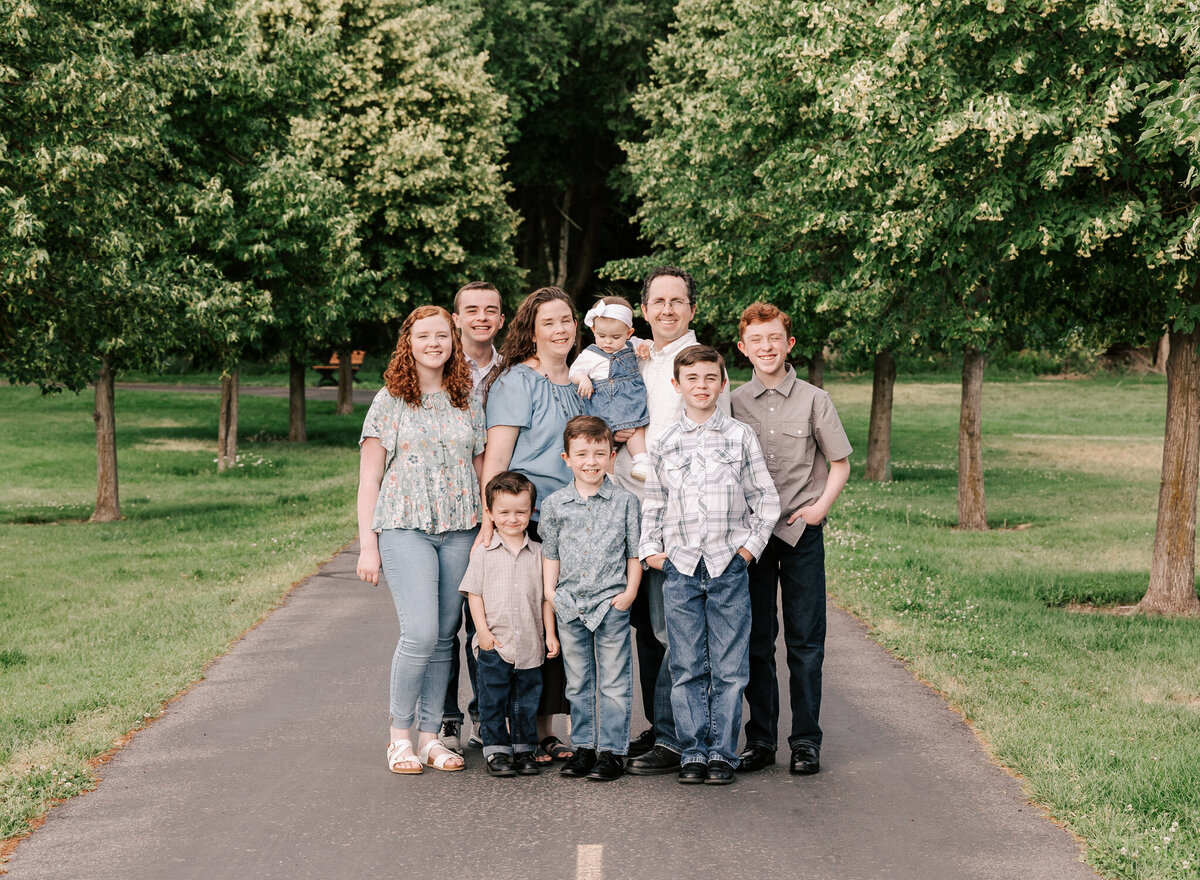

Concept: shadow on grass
[[1005, 571, 1152, 607]]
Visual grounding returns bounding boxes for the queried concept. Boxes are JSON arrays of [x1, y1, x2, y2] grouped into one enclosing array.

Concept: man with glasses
[[613, 266, 730, 776]]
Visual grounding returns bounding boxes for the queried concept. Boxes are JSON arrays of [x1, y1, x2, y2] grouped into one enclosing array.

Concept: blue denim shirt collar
[[559, 476, 616, 504]]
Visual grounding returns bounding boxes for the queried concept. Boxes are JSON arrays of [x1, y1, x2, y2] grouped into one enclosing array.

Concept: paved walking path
[[4, 545, 1099, 880]]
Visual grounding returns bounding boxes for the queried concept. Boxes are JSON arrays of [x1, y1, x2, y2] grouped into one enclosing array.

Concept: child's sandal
[[386, 739, 423, 775], [419, 738, 465, 772], [539, 735, 574, 761]]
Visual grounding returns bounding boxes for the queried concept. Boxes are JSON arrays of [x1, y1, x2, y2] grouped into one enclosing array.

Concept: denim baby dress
[[581, 343, 650, 432]]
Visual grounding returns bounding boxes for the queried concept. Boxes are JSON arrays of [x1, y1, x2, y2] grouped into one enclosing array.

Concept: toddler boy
[[539, 416, 642, 782], [639, 346, 780, 785], [460, 471, 559, 777]]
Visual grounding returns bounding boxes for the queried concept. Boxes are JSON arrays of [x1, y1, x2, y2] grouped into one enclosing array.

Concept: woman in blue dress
[[479, 286, 582, 762]]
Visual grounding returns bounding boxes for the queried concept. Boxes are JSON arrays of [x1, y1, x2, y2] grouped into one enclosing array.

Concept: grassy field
[[0, 385, 360, 842], [1, 373, 1197, 879], [826, 374, 1199, 880]]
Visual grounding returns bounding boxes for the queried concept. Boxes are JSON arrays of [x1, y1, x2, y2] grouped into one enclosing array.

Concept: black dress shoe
[[678, 761, 707, 784], [704, 760, 735, 785], [790, 743, 820, 775], [626, 728, 656, 758], [559, 748, 598, 778], [737, 744, 775, 773], [486, 754, 516, 777], [626, 744, 682, 776], [513, 751, 541, 775], [586, 751, 625, 781]]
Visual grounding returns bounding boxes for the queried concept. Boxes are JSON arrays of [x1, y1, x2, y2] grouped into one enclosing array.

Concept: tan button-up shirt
[[459, 533, 545, 669], [731, 365, 852, 546]]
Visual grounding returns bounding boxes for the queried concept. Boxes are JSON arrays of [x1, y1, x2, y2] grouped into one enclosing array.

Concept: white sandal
[[419, 738, 465, 772], [387, 739, 423, 775]]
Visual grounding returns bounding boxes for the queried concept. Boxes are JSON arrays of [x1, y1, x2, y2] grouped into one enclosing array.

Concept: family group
[[355, 267, 852, 786]]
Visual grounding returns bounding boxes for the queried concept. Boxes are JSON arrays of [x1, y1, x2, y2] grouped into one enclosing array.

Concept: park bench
[[312, 350, 365, 387]]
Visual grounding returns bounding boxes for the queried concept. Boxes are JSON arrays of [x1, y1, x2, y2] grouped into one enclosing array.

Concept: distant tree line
[[603, 0, 1199, 615]]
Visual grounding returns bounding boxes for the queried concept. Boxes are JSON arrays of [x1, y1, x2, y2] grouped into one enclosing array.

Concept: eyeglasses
[[645, 297, 692, 311]]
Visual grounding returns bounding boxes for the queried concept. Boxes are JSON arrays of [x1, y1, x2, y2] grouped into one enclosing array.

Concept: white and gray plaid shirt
[[639, 408, 780, 578]]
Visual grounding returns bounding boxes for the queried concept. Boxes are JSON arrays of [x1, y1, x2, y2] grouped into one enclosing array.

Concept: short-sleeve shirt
[[539, 477, 641, 631], [459, 534, 545, 669], [731, 364, 853, 546], [359, 388, 486, 533], [485, 363, 583, 519]]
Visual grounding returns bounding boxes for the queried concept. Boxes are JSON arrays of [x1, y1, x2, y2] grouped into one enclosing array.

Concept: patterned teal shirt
[[539, 477, 641, 631], [359, 388, 486, 533]]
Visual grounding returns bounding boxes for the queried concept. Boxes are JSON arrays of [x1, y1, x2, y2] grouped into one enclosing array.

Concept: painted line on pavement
[[576, 844, 603, 880]]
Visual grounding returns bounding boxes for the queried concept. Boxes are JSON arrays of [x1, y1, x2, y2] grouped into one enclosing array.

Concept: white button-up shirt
[[613, 329, 730, 497]]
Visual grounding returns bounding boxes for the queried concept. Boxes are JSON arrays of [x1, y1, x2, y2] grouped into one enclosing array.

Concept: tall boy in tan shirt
[[731, 303, 852, 776]]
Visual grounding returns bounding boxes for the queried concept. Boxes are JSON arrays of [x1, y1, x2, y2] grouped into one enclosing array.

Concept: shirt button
[[769, 407, 774, 412], [769, 429, 775, 434]]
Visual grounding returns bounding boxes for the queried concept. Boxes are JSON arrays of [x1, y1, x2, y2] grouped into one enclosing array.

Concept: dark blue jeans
[[475, 648, 542, 758], [744, 525, 826, 752], [443, 607, 478, 724]]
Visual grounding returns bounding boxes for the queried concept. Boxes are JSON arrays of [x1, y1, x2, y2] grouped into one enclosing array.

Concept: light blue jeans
[[378, 527, 476, 733], [557, 607, 633, 754]]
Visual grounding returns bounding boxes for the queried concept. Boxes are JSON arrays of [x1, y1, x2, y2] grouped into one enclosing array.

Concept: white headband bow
[[584, 302, 634, 330]]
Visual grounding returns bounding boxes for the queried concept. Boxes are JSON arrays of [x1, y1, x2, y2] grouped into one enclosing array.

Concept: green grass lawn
[[827, 373, 1198, 880], [0, 385, 360, 842], [1, 374, 1197, 879]]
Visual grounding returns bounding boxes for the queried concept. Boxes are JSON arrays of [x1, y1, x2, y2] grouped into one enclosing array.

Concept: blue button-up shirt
[[539, 477, 641, 631]]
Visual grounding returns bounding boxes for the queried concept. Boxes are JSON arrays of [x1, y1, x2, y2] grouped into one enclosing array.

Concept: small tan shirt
[[459, 533, 545, 669], [731, 365, 853, 546]]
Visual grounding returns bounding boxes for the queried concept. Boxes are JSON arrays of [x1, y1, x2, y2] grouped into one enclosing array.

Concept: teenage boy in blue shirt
[[639, 346, 780, 784]]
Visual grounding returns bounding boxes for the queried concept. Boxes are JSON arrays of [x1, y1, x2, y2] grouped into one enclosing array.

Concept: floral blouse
[[360, 388, 486, 533]]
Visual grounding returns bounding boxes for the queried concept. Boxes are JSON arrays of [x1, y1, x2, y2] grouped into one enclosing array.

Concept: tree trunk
[[807, 350, 825, 389], [217, 369, 239, 472], [289, 354, 307, 443], [864, 348, 896, 482], [1152, 332, 1170, 375], [957, 345, 987, 530], [90, 356, 121, 522], [336, 348, 354, 416], [1140, 325, 1200, 615], [566, 198, 602, 300]]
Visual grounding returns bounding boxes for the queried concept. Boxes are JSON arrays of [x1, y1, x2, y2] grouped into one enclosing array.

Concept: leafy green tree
[[0, 1, 263, 517], [471, 0, 674, 301], [312, 0, 520, 309]]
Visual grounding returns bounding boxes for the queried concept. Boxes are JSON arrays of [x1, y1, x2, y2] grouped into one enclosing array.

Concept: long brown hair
[[383, 305, 472, 409], [482, 287, 577, 403]]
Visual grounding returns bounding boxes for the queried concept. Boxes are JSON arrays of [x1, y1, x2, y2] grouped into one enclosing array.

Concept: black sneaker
[[626, 744, 681, 776], [626, 728, 656, 758], [486, 754, 516, 777], [440, 719, 463, 755], [512, 751, 540, 775], [559, 748, 598, 778], [585, 751, 624, 781]]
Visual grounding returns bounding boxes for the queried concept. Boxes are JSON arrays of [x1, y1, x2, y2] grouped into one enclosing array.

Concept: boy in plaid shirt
[[639, 346, 779, 785]]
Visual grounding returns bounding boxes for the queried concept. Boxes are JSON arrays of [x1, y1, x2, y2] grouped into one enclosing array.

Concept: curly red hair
[[383, 305, 473, 409]]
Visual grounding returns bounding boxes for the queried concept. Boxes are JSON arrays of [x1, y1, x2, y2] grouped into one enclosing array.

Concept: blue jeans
[[557, 608, 633, 754], [443, 607, 479, 724], [744, 526, 826, 751], [644, 567, 680, 752], [475, 648, 542, 757], [378, 527, 476, 733], [662, 556, 751, 766]]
